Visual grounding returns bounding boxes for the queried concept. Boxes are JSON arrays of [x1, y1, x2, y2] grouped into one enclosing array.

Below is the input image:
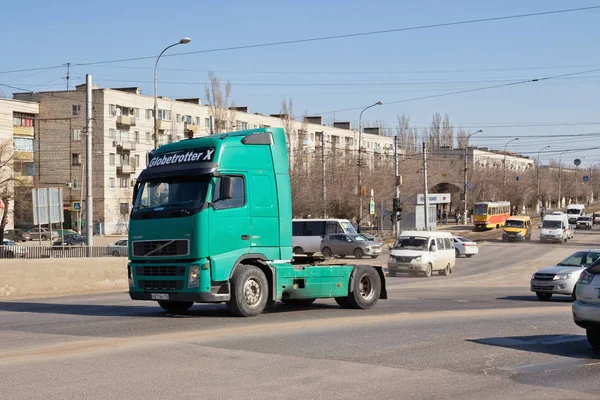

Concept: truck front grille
[[132, 240, 189, 257], [139, 280, 184, 291], [136, 266, 186, 277]]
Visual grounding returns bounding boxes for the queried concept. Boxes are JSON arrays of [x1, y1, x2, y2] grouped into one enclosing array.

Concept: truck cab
[[127, 128, 386, 316]]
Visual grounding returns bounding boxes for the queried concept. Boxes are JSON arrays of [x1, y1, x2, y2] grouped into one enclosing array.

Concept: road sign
[[369, 200, 375, 215], [32, 188, 63, 225], [583, 175, 589, 182], [467, 181, 473, 190], [516, 176, 519, 181], [72, 201, 81, 211], [574, 158, 581, 166]]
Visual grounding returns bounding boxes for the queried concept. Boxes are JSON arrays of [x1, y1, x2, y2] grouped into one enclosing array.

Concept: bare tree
[[441, 114, 454, 148], [456, 128, 468, 149], [396, 114, 410, 151], [0, 140, 20, 243], [428, 113, 442, 150], [280, 98, 294, 153], [204, 71, 235, 133]]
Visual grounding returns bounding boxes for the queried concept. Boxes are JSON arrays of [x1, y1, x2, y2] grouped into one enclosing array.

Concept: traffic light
[[392, 197, 402, 212]]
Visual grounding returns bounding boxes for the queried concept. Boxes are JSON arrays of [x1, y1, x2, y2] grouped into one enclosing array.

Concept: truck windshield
[[394, 236, 428, 250], [131, 176, 210, 219], [542, 220, 562, 229]]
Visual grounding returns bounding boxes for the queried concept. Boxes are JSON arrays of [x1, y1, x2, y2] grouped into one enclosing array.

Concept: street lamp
[[154, 37, 191, 149], [463, 129, 482, 225], [502, 137, 519, 198], [536, 145, 550, 212], [357, 100, 383, 227]]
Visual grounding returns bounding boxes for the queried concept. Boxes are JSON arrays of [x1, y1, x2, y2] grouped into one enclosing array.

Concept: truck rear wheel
[[344, 266, 381, 309], [227, 265, 268, 317], [158, 301, 194, 314]]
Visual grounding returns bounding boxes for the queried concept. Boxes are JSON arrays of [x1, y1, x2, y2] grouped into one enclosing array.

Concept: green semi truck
[[127, 127, 386, 317]]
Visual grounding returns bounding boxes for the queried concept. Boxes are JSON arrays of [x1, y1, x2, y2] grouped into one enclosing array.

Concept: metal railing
[[0, 245, 127, 259]]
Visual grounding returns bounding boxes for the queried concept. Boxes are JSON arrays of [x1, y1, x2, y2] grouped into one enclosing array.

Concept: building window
[[145, 109, 152, 120], [72, 129, 82, 140], [167, 134, 173, 144], [145, 132, 151, 143], [205, 118, 210, 127], [134, 131, 140, 142], [176, 114, 181, 123], [120, 178, 128, 188], [120, 130, 130, 141], [72, 179, 81, 190], [134, 108, 140, 118], [184, 115, 192, 124], [236, 121, 248, 130], [196, 117, 200, 125], [13, 112, 34, 127], [108, 177, 115, 189], [120, 202, 129, 215], [72, 153, 81, 166], [72, 105, 81, 116], [109, 153, 115, 166], [13, 137, 34, 152], [259, 124, 270, 128], [109, 129, 116, 139], [157, 109, 171, 121], [134, 154, 140, 167]]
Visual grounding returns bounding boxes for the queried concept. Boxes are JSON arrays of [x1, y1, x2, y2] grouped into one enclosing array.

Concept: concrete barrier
[[0, 257, 128, 299]]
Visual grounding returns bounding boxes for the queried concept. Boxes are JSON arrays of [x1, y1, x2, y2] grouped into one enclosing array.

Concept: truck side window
[[213, 176, 245, 209]]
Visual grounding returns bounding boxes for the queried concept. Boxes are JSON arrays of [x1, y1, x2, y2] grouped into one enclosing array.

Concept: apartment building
[[432, 146, 535, 171], [14, 83, 395, 234], [0, 98, 39, 229]]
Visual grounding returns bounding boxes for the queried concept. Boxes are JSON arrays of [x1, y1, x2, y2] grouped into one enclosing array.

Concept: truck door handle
[[241, 235, 250, 240]]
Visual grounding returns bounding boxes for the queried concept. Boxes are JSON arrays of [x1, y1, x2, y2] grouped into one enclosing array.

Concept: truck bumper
[[129, 291, 230, 303]]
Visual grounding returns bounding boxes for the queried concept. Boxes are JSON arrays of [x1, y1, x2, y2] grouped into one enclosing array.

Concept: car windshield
[[578, 217, 591, 221], [473, 204, 488, 215], [505, 220, 524, 228], [542, 220, 562, 229], [353, 235, 367, 242], [131, 176, 210, 220], [394, 236, 428, 250], [557, 251, 600, 267]]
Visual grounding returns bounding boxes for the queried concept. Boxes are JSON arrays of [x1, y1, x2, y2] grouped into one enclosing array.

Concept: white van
[[387, 231, 455, 278], [292, 219, 356, 256], [567, 204, 586, 224], [540, 212, 573, 243]]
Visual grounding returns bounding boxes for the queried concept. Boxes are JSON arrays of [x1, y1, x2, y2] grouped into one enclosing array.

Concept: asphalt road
[[1, 227, 600, 399]]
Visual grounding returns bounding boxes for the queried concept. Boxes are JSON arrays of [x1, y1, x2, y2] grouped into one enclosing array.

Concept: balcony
[[157, 120, 171, 130], [117, 116, 136, 126], [13, 125, 34, 137], [117, 141, 136, 151], [117, 164, 135, 175], [184, 122, 198, 133]]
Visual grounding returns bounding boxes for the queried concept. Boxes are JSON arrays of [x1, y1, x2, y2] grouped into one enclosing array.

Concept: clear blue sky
[[2, 0, 600, 166]]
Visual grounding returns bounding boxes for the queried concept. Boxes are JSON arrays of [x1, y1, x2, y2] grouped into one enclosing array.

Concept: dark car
[[53, 234, 86, 247], [4, 229, 31, 242]]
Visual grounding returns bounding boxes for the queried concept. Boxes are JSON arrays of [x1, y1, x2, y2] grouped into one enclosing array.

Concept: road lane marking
[[0, 305, 572, 363]]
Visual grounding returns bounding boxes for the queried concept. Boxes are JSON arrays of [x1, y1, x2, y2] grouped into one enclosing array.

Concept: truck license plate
[[151, 293, 169, 300]]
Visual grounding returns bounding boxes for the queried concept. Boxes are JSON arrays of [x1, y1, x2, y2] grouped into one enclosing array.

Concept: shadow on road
[[0, 299, 342, 318], [467, 334, 600, 361], [497, 295, 575, 303]]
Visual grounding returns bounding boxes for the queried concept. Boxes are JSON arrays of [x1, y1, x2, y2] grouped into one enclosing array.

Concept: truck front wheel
[[227, 265, 269, 317], [158, 301, 194, 314], [343, 266, 381, 309]]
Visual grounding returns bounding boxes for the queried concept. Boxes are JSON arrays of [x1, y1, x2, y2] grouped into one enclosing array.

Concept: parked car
[[53, 234, 86, 247], [1, 239, 27, 258], [359, 233, 384, 245], [453, 236, 478, 258], [320, 233, 382, 259], [4, 229, 31, 242], [531, 250, 600, 301], [573, 260, 600, 349], [28, 227, 58, 241], [108, 239, 128, 257], [594, 212, 600, 225], [576, 216, 593, 230]]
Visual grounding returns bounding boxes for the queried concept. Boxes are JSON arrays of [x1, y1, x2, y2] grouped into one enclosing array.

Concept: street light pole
[[503, 137, 519, 198], [357, 101, 382, 228], [536, 145, 550, 212], [154, 37, 191, 150], [558, 151, 568, 209], [463, 129, 482, 225]]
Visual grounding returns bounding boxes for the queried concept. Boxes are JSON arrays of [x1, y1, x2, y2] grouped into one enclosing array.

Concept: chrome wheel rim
[[244, 278, 262, 307]]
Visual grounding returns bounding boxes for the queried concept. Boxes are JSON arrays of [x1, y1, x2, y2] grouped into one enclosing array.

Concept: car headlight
[[411, 256, 422, 263], [517, 232, 523, 236], [553, 273, 572, 280]]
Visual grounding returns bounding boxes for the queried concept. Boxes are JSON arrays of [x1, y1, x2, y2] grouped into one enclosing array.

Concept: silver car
[[531, 250, 600, 301], [573, 262, 600, 349], [320, 233, 382, 259]]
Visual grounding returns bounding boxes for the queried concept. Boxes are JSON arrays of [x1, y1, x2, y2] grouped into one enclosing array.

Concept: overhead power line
[[1, 5, 599, 74]]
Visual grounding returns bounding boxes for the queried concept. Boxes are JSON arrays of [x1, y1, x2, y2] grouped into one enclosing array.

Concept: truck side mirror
[[220, 176, 234, 200]]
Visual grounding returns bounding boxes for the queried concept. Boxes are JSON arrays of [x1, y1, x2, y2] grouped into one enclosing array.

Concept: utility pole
[[423, 141, 429, 230], [66, 63, 71, 91], [463, 129, 482, 224], [394, 135, 401, 236], [321, 132, 326, 217], [85, 74, 93, 249]]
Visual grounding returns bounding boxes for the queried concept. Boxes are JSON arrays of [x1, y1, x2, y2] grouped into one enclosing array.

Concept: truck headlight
[[188, 265, 200, 288], [553, 273, 572, 280], [128, 264, 134, 287]]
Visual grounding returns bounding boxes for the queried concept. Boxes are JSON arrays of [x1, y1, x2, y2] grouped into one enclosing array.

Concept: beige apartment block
[[0, 98, 39, 229], [14, 84, 396, 234]]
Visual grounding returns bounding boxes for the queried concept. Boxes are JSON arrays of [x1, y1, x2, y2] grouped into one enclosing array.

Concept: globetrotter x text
[[148, 148, 215, 168]]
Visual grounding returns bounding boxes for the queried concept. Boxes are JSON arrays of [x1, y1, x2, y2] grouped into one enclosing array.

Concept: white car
[[453, 236, 478, 258], [108, 239, 128, 257], [2, 239, 27, 258], [573, 262, 600, 349]]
